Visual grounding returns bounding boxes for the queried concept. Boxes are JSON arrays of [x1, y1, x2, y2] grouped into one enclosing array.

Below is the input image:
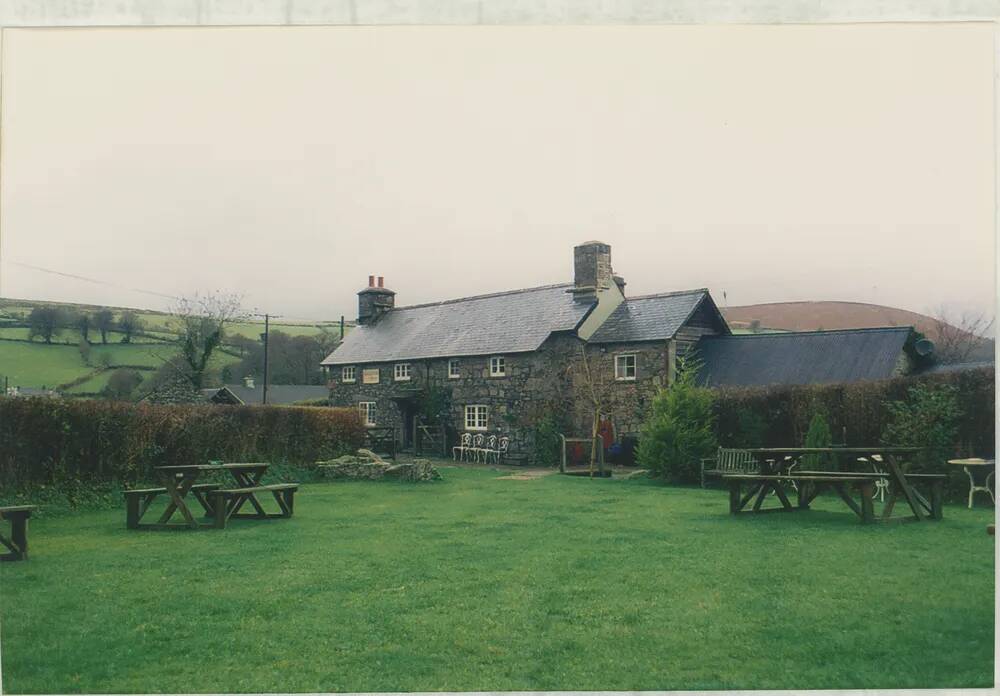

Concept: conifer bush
[[637, 358, 717, 482]]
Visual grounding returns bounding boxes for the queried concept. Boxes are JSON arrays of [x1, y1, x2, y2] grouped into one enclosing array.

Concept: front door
[[401, 404, 416, 449]]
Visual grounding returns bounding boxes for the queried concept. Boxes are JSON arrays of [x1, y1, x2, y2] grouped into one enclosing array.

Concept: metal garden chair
[[452, 432, 472, 461]]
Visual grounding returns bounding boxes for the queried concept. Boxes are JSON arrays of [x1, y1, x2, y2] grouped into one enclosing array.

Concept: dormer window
[[448, 359, 460, 379], [394, 363, 411, 381], [341, 366, 356, 383], [489, 356, 506, 377]]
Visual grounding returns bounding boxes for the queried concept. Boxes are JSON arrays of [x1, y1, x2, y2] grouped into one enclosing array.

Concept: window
[[489, 356, 506, 377], [394, 363, 411, 381], [341, 366, 356, 383], [448, 359, 460, 379], [465, 404, 488, 431], [615, 353, 637, 381], [358, 401, 376, 427]]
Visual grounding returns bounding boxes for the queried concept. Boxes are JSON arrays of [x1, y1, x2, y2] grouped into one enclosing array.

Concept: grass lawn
[[0, 468, 993, 693]]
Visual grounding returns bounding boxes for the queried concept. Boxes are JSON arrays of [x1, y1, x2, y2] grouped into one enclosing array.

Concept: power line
[[7, 260, 181, 301], [6, 259, 350, 323]]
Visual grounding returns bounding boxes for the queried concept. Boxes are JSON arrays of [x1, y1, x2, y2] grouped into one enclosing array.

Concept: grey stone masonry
[[328, 333, 585, 457]]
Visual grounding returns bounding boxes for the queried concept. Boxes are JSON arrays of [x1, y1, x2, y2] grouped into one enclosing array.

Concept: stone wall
[[327, 333, 691, 461], [564, 340, 672, 440], [327, 333, 583, 458]]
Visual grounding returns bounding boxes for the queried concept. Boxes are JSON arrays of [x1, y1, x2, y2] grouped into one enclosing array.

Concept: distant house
[[200, 377, 330, 406], [319, 241, 935, 454], [4, 386, 61, 398]]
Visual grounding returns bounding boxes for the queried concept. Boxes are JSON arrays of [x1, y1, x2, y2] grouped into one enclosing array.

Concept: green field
[[0, 468, 993, 693], [0, 340, 240, 391], [0, 298, 347, 391]]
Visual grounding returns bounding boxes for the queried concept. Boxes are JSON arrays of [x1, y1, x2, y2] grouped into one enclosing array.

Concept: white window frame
[[465, 404, 489, 431], [615, 353, 637, 381], [358, 401, 376, 427], [394, 363, 411, 381], [341, 366, 356, 383], [489, 356, 506, 377], [448, 359, 460, 379]]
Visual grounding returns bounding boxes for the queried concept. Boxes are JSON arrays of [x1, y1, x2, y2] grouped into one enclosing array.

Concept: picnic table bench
[[721, 447, 946, 524], [124, 463, 298, 530], [0, 505, 36, 561], [208, 483, 298, 529]]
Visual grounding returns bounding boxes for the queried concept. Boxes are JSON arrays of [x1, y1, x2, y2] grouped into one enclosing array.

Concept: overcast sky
[[0, 23, 994, 322]]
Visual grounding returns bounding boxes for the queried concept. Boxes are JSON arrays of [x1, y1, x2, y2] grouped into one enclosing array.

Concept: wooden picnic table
[[729, 446, 942, 523], [0, 505, 37, 561], [126, 463, 272, 530]]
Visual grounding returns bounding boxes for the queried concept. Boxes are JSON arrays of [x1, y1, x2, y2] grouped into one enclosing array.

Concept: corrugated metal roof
[[321, 284, 594, 365], [588, 290, 708, 344], [696, 327, 913, 388]]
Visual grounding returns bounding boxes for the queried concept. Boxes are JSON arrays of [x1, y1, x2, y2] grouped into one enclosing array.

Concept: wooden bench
[[793, 470, 947, 521], [701, 448, 758, 487], [723, 473, 882, 523], [723, 471, 946, 523], [207, 483, 298, 529], [124, 483, 221, 530], [0, 505, 37, 561]]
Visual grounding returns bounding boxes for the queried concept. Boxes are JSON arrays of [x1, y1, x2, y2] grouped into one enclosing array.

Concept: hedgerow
[[0, 398, 365, 490]]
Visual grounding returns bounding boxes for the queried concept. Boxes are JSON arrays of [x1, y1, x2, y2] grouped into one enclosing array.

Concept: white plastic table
[[947, 458, 995, 509]]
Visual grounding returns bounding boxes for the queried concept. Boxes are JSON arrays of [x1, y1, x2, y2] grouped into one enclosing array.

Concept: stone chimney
[[358, 275, 396, 325], [572, 241, 613, 300]]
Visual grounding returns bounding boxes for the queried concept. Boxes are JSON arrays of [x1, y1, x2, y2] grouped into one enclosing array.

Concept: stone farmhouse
[[320, 242, 929, 457]]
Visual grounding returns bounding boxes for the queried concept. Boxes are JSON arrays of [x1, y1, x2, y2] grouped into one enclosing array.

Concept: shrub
[[802, 412, 834, 471], [103, 369, 144, 401], [0, 397, 366, 492], [531, 411, 564, 468], [637, 358, 717, 482], [881, 382, 962, 471]]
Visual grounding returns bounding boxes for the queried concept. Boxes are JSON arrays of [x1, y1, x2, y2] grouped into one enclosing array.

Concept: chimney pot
[[378, 276, 384, 288], [368, 275, 375, 288]]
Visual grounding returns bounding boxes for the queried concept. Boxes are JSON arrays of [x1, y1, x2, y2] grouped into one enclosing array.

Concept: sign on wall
[[362, 368, 380, 384]]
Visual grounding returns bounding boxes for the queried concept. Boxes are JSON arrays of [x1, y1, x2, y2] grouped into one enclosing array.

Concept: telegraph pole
[[262, 313, 270, 405]]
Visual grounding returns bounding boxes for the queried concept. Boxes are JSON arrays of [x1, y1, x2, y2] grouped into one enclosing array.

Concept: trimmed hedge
[[0, 398, 366, 488], [713, 367, 994, 497], [714, 368, 994, 456]]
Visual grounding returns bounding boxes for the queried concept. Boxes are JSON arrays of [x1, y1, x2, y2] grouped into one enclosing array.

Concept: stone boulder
[[383, 459, 442, 482], [316, 450, 440, 482]]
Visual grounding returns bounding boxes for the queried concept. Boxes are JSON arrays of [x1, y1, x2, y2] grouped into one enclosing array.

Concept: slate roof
[[921, 360, 995, 374], [321, 284, 594, 366], [588, 289, 711, 344], [201, 384, 331, 405], [696, 327, 913, 388]]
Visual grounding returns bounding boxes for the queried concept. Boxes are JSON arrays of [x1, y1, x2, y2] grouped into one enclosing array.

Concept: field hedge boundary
[[0, 398, 366, 489], [712, 367, 994, 498], [713, 367, 994, 453]]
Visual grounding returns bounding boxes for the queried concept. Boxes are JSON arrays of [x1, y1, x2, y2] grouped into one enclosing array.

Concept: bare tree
[[930, 306, 995, 364], [167, 292, 244, 391], [565, 342, 615, 475]]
